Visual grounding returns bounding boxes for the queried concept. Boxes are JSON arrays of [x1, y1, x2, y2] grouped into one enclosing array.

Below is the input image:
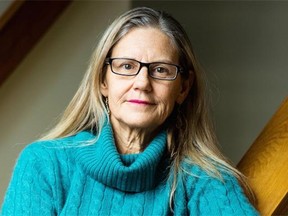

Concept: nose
[[132, 66, 152, 91]]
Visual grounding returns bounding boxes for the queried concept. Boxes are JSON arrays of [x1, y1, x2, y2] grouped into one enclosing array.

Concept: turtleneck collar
[[73, 122, 168, 192]]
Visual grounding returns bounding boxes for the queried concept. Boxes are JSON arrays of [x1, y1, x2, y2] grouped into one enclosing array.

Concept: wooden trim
[[238, 97, 288, 215], [0, 0, 72, 86]]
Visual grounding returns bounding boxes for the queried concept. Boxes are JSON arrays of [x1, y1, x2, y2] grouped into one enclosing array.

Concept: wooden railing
[[238, 97, 288, 215]]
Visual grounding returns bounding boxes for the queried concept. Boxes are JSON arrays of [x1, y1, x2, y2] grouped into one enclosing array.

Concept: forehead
[[111, 27, 179, 63]]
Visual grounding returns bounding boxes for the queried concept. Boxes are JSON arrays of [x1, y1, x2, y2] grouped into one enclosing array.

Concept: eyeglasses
[[105, 58, 184, 81]]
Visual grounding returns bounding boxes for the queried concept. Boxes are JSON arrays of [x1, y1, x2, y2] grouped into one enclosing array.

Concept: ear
[[100, 78, 108, 97], [176, 71, 194, 104]]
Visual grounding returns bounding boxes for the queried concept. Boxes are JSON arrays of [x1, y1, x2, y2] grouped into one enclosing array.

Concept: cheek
[[165, 82, 182, 103], [105, 73, 125, 97], [158, 85, 181, 113], [107, 80, 131, 107], [108, 87, 124, 106]]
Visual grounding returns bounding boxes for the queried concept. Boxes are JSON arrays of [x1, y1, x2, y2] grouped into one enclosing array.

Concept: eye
[[119, 60, 137, 70], [155, 67, 169, 73], [113, 59, 138, 72], [151, 65, 171, 74], [123, 64, 133, 70]]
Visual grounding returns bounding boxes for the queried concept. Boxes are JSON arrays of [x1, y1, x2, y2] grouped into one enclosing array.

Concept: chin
[[111, 112, 166, 131], [127, 120, 158, 130], [121, 117, 161, 130]]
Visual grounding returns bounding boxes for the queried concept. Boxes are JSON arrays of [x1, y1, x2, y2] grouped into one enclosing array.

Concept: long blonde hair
[[41, 7, 254, 203]]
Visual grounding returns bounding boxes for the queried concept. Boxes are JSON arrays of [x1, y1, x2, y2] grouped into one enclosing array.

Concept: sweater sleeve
[[1, 143, 57, 216], [186, 170, 259, 216]]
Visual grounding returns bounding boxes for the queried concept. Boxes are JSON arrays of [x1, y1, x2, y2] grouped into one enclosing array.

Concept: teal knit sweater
[[1, 123, 258, 215]]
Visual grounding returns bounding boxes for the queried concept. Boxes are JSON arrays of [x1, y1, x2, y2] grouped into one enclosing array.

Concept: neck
[[110, 120, 156, 154]]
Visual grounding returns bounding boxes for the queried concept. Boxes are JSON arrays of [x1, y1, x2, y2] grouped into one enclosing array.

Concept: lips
[[127, 99, 155, 105]]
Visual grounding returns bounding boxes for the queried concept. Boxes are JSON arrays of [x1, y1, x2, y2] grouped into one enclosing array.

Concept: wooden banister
[[237, 97, 288, 215]]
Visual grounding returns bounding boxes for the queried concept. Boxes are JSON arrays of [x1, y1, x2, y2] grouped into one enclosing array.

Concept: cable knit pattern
[[1, 122, 259, 215]]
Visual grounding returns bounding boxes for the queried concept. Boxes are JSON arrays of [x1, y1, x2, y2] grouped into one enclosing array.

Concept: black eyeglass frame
[[105, 57, 185, 81]]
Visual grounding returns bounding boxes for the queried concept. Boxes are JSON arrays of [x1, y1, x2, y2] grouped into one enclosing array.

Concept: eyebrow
[[111, 56, 177, 64]]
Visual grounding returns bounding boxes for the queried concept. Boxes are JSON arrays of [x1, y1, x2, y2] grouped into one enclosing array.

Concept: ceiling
[[0, 0, 72, 87]]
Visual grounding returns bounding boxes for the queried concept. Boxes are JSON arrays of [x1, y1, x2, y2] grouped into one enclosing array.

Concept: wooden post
[[238, 97, 288, 215]]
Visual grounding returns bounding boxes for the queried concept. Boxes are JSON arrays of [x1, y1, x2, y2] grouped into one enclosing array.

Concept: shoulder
[[180, 160, 238, 182], [180, 162, 259, 215], [181, 162, 241, 195], [17, 131, 95, 165], [8, 131, 96, 188]]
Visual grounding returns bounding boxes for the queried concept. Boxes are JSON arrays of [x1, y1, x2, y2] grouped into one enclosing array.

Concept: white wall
[[0, 0, 130, 204], [132, 1, 288, 163]]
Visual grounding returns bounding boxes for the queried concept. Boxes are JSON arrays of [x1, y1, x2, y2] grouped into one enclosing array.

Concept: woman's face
[[101, 27, 190, 132]]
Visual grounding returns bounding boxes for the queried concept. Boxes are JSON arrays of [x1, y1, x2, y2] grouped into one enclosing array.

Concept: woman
[[1, 7, 258, 215]]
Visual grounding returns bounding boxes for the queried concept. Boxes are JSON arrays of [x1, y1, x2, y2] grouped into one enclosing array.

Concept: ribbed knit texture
[[1, 122, 259, 215]]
